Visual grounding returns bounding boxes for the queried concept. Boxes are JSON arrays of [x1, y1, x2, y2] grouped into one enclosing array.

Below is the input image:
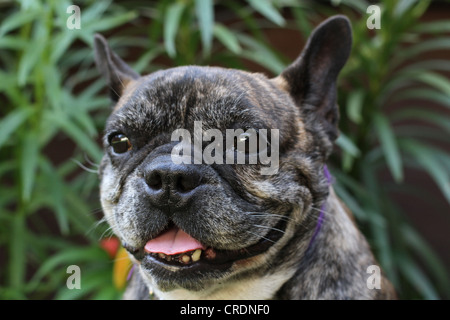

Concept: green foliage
[[0, 0, 132, 299], [0, 0, 448, 299], [330, 0, 450, 299]]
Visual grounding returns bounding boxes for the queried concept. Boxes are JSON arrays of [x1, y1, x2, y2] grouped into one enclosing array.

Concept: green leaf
[[44, 112, 102, 162], [392, 38, 450, 67], [17, 16, 50, 86], [397, 254, 439, 299], [0, 8, 40, 37], [195, 0, 214, 56], [0, 108, 31, 149], [64, 191, 100, 242], [400, 139, 450, 203], [164, 2, 186, 58], [69, 106, 98, 138], [392, 88, 450, 108], [373, 113, 403, 182], [55, 268, 115, 300], [0, 36, 28, 50], [402, 225, 450, 296], [401, 59, 450, 74], [346, 89, 364, 124], [383, 71, 450, 106], [44, 64, 63, 112], [414, 72, 450, 94], [395, 125, 450, 144], [237, 34, 286, 75], [85, 11, 138, 33], [336, 133, 360, 172], [291, 6, 315, 37], [394, 0, 419, 17], [331, 0, 370, 13], [29, 246, 105, 290], [336, 132, 361, 157], [20, 132, 40, 202], [366, 206, 396, 283], [213, 23, 242, 54], [39, 158, 69, 234], [80, 0, 111, 23], [9, 214, 26, 290], [247, 0, 285, 26], [133, 46, 165, 73], [50, 32, 76, 64], [414, 20, 450, 33], [392, 108, 450, 133], [333, 182, 367, 221]]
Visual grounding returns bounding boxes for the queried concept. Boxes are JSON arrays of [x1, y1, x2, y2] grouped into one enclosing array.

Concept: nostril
[[175, 169, 202, 193], [176, 175, 198, 193], [143, 159, 204, 199], [146, 171, 163, 190]]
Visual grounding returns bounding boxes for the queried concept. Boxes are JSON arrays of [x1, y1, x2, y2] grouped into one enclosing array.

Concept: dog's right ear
[[93, 34, 139, 102], [275, 15, 352, 150]]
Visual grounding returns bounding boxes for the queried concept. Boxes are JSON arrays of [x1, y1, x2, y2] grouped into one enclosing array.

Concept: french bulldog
[[94, 15, 396, 300]]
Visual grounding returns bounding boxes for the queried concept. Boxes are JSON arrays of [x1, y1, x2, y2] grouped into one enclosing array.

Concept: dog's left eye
[[109, 133, 132, 154]]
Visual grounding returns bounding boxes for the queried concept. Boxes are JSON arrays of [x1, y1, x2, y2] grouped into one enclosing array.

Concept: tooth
[[181, 254, 191, 264], [191, 249, 202, 262], [204, 248, 216, 260]]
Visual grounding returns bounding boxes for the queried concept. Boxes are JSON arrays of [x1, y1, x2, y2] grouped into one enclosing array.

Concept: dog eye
[[109, 133, 132, 154]]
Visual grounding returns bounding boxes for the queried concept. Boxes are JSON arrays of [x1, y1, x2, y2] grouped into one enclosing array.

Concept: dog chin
[[138, 248, 274, 297], [123, 214, 289, 294]]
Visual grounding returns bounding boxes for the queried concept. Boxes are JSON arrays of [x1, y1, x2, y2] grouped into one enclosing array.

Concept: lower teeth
[[152, 248, 203, 264]]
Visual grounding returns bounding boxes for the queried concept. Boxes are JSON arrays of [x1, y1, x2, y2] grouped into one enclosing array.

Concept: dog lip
[[144, 225, 205, 255], [138, 216, 288, 271], [122, 242, 140, 254]]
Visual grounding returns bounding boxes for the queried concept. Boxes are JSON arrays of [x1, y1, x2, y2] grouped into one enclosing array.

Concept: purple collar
[[308, 165, 332, 249]]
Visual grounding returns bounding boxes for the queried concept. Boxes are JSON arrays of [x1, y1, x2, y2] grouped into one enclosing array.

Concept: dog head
[[95, 15, 352, 297]]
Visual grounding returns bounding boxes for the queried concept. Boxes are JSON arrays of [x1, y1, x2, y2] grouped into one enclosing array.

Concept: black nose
[[143, 158, 203, 211]]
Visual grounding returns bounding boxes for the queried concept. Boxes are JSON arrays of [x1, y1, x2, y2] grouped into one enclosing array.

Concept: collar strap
[[308, 165, 332, 249]]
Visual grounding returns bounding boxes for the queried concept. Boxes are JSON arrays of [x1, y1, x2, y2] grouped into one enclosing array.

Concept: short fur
[[94, 15, 396, 300]]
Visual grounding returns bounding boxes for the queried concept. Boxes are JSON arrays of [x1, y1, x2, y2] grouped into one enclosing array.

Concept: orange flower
[[113, 247, 133, 290], [100, 237, 133, 290]]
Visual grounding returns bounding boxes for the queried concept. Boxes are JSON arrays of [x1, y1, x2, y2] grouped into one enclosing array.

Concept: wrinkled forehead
[[106, 66, 298, 133]]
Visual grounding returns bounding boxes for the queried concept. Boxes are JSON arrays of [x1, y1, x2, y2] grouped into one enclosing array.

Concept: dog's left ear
[[276, 15, 352, 144], [93, 33, 140, 102]]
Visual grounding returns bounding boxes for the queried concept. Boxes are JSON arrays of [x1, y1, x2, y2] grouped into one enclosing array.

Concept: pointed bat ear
[[93, 33, 140, 102], [277, 15, 352, 143]]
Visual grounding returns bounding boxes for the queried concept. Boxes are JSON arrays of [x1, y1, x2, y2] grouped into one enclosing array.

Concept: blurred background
[[0, 0, 449, 300]]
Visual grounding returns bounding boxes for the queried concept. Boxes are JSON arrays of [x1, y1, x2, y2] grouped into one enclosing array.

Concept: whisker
[[113, 67, 126, 90], [71, 158, 99, 174], [247, 212, 294, 222], [109, 85, 121, 100], [99, 225, 116, 241], [310, 206, 332, 217], [84, 153, 100, 169], [245, 230, 277, 244], [91, 207, 105, 215], [252, 224, 286, 235]]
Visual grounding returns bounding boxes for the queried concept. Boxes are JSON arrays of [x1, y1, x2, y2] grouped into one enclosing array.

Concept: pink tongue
[[144, 227, 205, 255]]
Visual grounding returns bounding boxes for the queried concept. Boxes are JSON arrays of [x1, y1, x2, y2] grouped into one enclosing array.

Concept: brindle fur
[[94, 15, 396, 299]]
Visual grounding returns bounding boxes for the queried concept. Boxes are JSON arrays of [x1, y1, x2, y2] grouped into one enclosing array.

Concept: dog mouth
[[143, 224, 210, 266], [125, 218, 287, 270]]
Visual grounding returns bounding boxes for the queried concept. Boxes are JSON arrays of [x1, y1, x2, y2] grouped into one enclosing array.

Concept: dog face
[[95, 16, 352, 297]]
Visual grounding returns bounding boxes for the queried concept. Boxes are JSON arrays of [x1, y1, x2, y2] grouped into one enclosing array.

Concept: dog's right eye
[[109, 133, 132, 154]]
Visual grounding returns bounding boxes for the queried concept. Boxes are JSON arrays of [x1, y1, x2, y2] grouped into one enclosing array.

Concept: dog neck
[[306, 165, 332, 249]]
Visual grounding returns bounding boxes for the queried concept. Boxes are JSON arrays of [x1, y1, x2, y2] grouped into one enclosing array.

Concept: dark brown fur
[[94, 15, 396, 300]]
